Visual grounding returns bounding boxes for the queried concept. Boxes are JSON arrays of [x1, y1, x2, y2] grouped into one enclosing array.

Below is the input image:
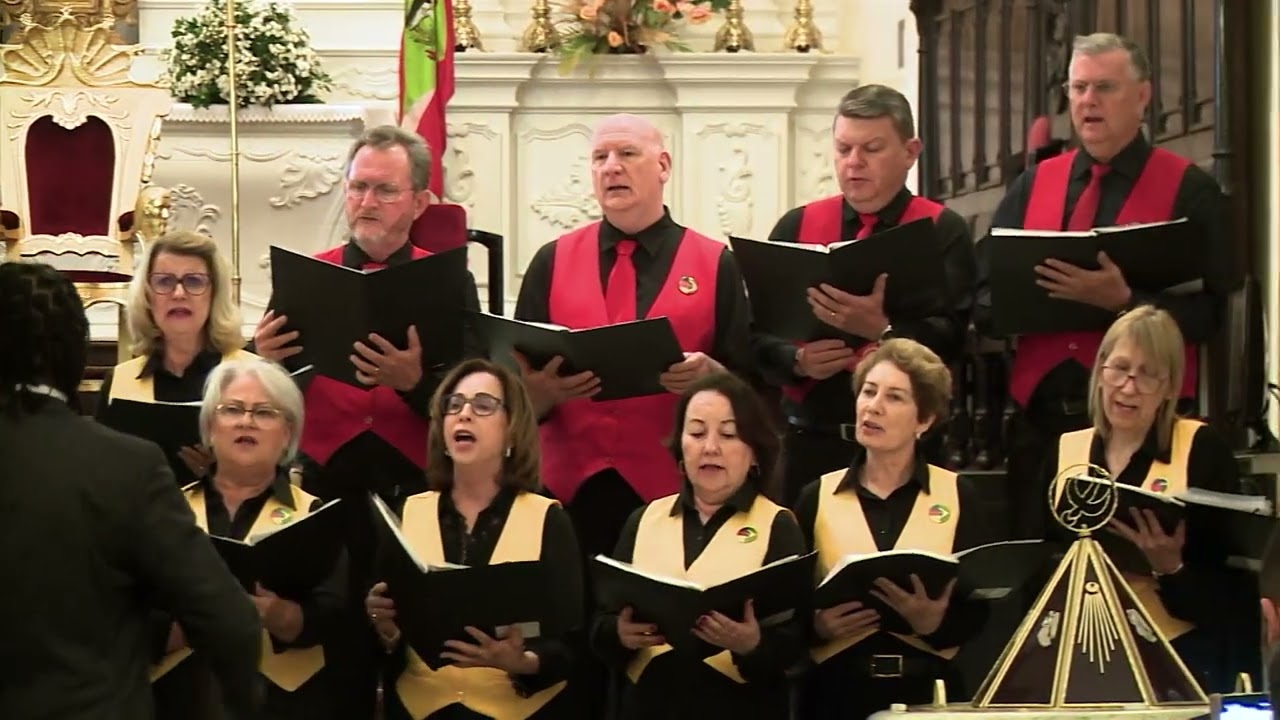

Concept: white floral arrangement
[[165, 0, 331, 108]]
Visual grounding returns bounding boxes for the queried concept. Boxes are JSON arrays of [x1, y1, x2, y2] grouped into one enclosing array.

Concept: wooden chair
[[408, 202, 506, 315]]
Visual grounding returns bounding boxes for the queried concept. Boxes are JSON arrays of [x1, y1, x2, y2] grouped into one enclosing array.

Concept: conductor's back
[[0, 262, 263, 720]]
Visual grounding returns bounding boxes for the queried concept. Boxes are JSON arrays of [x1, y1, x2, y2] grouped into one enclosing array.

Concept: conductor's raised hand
[[351, 326, 423, 391], [660, 352, 723, 394], [616, 606, 665, 650], [795, 338, 856, 380], [870, 575, 955, 637], [813, 600, 880, 640], [512, 352, 600, 416], [252, 310, 302, 362], [365, 581, 400, 641]]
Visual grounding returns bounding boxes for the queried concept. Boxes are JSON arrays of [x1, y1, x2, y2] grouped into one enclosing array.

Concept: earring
[[505, 447, 512, 458]]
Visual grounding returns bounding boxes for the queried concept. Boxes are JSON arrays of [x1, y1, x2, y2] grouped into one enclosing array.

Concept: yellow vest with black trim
[[625, 492, 787, 685], [395, 491, 566, 720], [1055, 418, 1203, 641], [148, 481, 326, 690], [811, 464, 962, 664], [107, 349, 258, 404]]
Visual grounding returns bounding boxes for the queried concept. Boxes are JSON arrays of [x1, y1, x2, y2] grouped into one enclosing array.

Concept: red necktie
[[362, 263, 386, 272], [605, 240, 637, 323], [855, 213, 879, 240], [1067, 163, 1111, 230]]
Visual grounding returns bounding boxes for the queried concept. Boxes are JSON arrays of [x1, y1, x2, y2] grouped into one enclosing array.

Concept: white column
[[792, 56, 860, 207]]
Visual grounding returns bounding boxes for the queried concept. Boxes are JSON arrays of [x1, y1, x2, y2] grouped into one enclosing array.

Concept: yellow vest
[[395, 491, 566, 720], [107, 349, 257, 403], [1055, 418, 1203, 640], [625, 493, 786, 685], [148, 481, 326, 691], [811, 464, 962, 664]]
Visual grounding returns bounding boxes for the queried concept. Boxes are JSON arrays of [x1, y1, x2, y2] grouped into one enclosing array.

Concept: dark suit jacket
[[0, 398, 263, 720]]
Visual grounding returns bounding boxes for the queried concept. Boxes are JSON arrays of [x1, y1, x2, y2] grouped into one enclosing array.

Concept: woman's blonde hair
[[127, 230, 243, 357], [1088, 305, 1186, 453]]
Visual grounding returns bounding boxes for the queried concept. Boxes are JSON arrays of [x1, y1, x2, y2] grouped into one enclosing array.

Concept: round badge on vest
[[678, 275, 698, 295], [1149, 478, 1169, 493], [270, 507, 294, 525], [736, 526, 758, 543], [928, 504, 951, 524]]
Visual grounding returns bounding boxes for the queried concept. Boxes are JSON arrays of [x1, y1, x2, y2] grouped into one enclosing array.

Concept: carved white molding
[[9, 90, 129, 132], [328, 65, 398, 102], [697, 122, 769, 238], [164, 102, 370, 124], [166, 183, 221, 236], [270, 153, 344, 208], [443, 123, 498, 214], [157, 147, 291, 163]]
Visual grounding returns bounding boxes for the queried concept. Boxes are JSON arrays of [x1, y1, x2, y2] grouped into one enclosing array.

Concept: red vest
[[1010, 147, 1198, 407], [782, 193, 947, 403], [298, 243, 432, 469], [541, 224, 720, 503]]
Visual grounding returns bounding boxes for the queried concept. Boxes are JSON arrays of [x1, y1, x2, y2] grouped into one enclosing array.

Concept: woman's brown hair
[[852, 338, 953, 431], [425, 358, 541, 491]]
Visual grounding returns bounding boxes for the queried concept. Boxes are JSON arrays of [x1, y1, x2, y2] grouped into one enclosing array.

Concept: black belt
[[852, 653, 944, 680]]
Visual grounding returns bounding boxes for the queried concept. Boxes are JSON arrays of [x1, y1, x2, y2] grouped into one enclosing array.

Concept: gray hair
[[199, 358, 305, 466], [346, 125, 433, 192], [1071, 32, 1152, 82], [835, 84, 916, 141]]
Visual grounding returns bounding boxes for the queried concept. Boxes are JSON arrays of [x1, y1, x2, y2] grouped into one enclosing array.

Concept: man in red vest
[[252, 125, 480, 719], [513, 112, 753, 712], [973, 33, 1240, 538], [759, 84, 976, 506]]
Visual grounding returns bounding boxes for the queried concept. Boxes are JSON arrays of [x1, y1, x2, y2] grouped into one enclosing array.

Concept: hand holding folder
[[591, 552, 816, 657], [210, 498, 345, 599], [472, 312, 685, 401], [268, 245, 469, 388]]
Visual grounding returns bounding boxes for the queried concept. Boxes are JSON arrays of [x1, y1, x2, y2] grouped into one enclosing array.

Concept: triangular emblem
[[972, 467, 1208, 709]]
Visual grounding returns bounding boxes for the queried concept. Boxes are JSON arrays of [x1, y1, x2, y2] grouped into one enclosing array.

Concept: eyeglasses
[[1100, 365, 1165, 394], [443, 392, 504, 416], [345, 181, 407, 204], [149, 273, 210, 295], [1063, 80, 1121, 97], [214, 403, 285, 426]]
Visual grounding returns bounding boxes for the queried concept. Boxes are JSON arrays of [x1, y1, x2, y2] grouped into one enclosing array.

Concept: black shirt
[[760, 189, 977, 427], [794, 447, 993, 654], [387, 488, 584, 720], [514, 208, 756, 379], [974, 134, 1242, 402], [590, 482, 806, 720]]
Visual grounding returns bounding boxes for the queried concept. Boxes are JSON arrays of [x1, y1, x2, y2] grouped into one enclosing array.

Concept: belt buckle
[[870, 654, 903, 678]]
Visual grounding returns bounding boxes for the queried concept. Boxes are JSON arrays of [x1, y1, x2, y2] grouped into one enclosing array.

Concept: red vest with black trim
[[541, 224, 720, 503], [298, 243, 432, 469], [782, 193, 947, 402], [1009, 148, 1198, 407]]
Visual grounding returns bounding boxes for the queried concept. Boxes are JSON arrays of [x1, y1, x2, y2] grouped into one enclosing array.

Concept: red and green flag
[[400, 0, 455, 198]]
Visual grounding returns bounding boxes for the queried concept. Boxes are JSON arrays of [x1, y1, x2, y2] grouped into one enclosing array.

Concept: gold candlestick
[[714, 0, 753, 53], [454, 0, 483, 51], [520, 0, 559, 53], [224, 0, 242, 304], [784, 0, 822, 53]]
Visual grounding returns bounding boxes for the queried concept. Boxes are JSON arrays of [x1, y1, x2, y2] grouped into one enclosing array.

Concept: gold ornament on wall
[[520, 0, 559, 53], [783, 0, 822, 53], [454, 0, 483, 51], [713, 0, 753, 53], [1, 1, 138, 42]]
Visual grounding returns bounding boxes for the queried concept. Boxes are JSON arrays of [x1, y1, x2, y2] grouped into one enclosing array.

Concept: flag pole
[[225, 0, 242, 305]]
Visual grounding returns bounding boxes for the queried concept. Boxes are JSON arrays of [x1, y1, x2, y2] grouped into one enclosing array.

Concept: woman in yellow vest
[[149, 357, 347, 719], [795, 338, 994, 720], [589, 371, 806, 719], [1037, 305, 1246, 691], [364, 357, 584, 720], [97, 230, 255, 484]]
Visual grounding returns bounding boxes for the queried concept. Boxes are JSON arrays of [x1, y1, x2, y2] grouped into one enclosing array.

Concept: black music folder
[[814, 540, 1047, 632], [370, 495, 570, 669], [1058, 477, 1276, 573], [592, 552, 816, 657], [986, 218, 1202, 335], [472, 312, 686, 401], [268, 245, 469, 388], [98, 399, 203, 486], [730, 218, 947, 343], [210, 498, 345, 599]]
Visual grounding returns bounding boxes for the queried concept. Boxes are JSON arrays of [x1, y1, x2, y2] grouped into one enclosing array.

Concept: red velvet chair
[[409, 202, 506, 315], [0, 13, 173, 361]]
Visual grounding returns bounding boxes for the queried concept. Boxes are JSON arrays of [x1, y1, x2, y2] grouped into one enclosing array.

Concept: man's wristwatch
[[1152, 562, 1185, 579]]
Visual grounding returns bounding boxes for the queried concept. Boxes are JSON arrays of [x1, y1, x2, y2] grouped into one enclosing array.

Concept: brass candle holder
[[714, 0, 753, 53], [784, 0, 822, 53], [520, 0, 559, 53], [454, 0, 484, 51]]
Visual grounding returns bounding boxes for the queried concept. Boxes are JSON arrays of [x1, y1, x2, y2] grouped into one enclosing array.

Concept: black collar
[[341, 238, 415, 268], [840, 187, 915, 227], [671, 478, 759, 517], [137, 348, 222, 380], [598, 207, 681, 258], [1072, 132, 1150, 182], [198, 466, 298, 510], [834, 444, 933, 495], [1089, 422, 1174, 466], [439, 484, 519, 515]]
